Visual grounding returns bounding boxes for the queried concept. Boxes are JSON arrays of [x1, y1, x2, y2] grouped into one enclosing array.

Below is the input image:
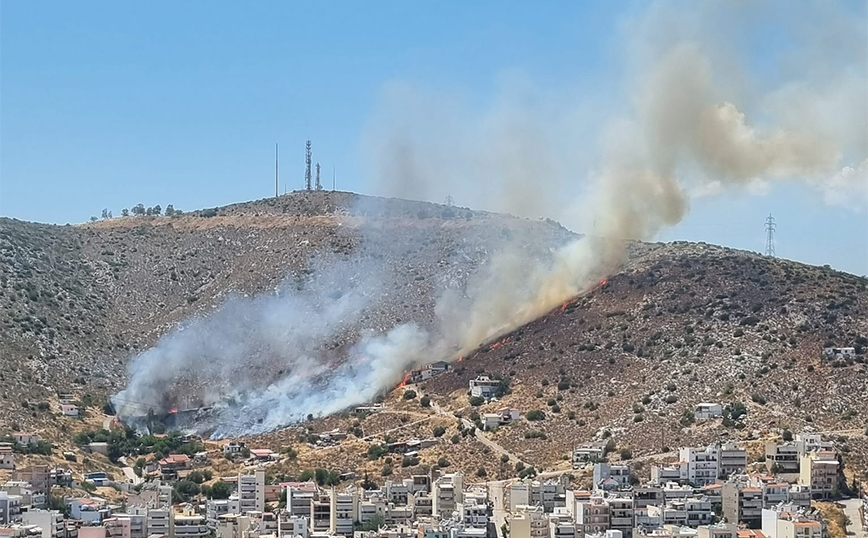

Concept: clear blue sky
[[1, 1, 866, 275]]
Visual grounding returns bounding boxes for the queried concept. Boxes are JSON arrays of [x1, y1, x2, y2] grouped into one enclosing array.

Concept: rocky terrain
[[242, 242, 868, 484], [0, 191, 572, 433], [2, 191, 866, 487]]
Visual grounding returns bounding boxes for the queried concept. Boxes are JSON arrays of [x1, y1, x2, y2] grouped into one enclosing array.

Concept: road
[[842, 498, 867, 538], [117, 456, 144, 486]]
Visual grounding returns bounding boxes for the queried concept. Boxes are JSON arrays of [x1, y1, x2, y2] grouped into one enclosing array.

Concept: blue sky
[[1, 1, 866, 274]]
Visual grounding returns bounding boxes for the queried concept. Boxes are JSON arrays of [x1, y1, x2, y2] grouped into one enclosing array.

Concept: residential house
[[694, 404, 723, 421], [793, 434, 833, 456], [11, 434, 38, 448], [60, 404, 79, 417], [822, 347, 855, 359], [223, 442, 246, 456], [158, 454, 191, 479], [248, 449, 278, 462], [482, 409, 520, 430], [0, 444, 14, 470], [573, 443, 608, 469], [2, 481, 47, 509], [593, 464, 632, 491], [650, 464, 688, 485], [68, 498, 110, 524], [86, 442, 110, 456], [469, 376, 501, 399]]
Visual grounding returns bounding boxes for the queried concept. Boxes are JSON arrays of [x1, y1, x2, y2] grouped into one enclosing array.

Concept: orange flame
[[168, 407, 178, 414], [458, 356, 464, 362], [491, 342, 501, 349], [398, 372, 411, 388], [600, 277, 608, 287]]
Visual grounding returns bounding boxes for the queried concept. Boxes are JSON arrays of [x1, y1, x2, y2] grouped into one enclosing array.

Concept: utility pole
[[332, 166, 336, 191], [765, 214, 776, 257], [304, 140, 312, 191], [315, 162, 322, 191], [275, 143, 279, 198]]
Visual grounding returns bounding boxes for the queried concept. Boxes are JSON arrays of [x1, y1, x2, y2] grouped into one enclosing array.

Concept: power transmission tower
[[765, 214, 776, 257], [304, 140, 312, 191], [315, 162, 322, 191], [275, 143, 279, 198]]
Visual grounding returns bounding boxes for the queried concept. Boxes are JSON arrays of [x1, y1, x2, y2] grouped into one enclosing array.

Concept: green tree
[[208, 480, 232, 499], [420, 396, 431, 408]]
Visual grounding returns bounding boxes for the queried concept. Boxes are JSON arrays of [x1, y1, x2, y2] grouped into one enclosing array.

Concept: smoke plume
[[116, 0, 866, 436]]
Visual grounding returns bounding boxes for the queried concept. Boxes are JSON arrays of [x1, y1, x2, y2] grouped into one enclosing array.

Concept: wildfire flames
[[398, 372, 411, 388], [168, 407, 178, 414]]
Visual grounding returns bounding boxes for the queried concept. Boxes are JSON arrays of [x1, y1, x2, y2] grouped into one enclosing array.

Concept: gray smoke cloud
[[116, 0, 866, 436]]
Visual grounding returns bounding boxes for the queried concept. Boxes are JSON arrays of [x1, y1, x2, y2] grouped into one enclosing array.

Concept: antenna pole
[[275, 143, 279, 198], [332, 166, 336, 192], [304, 140, 312, 191], [765, 214, 776, 257]]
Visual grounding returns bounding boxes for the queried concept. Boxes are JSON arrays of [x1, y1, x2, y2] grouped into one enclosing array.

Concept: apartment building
[[761, 507, 824, 538], [696, 523, 737, 538], [432, 473, 464, 517], [718, 443, 748, 479], [174, 514, 210, 538], [679, 447, 719, 486], [594, 464, 632, 491], [510, 505, 549, 538], [573, 496, 610, 536], [0, 491, 23, 524], [798, 451, 840, 499], [21, 509, 64, 538], [469, 376, 501, 398], [722, 484, 763, 529], [764, 444, 800, 478], [607, 495, 635, 538]]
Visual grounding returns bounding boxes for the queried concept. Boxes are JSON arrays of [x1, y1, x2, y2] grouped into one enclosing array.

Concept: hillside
[[0, 191, 573, 435], [2, 192, 867, 487], [239, 242, 868, 484]]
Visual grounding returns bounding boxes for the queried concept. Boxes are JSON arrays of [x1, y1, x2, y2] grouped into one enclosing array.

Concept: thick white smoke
[[116, 0, 866, 436]]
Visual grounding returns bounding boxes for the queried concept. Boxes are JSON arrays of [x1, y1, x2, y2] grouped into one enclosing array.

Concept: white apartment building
[[22, 509, 65, 538], [607, 495, 635, 538], [469, 376, 501, 398], [694, 404, 723, 421], [761, 507, 823, 538], [593, 464, 632, 491], [174, 514, 210, 538], [678, 447, 718, 486]]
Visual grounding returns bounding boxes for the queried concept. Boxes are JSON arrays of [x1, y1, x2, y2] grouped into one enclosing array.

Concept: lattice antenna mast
[[304, 140, 312, 191], [315, 162, 322, 191], [765, 214, 776, 257]]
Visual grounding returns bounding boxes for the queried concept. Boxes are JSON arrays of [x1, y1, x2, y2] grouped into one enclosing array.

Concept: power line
[[765, 214, 776, 257]]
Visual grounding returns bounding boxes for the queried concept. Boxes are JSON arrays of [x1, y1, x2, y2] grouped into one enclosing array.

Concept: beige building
[[798, 451, 840, 499]]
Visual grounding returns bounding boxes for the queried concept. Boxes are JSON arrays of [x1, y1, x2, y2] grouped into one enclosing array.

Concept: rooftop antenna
[[765, 214, 776, 257], [315, 162, 322, 191], [304, 140, 312, 191], [275, 143, 279, 198]]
